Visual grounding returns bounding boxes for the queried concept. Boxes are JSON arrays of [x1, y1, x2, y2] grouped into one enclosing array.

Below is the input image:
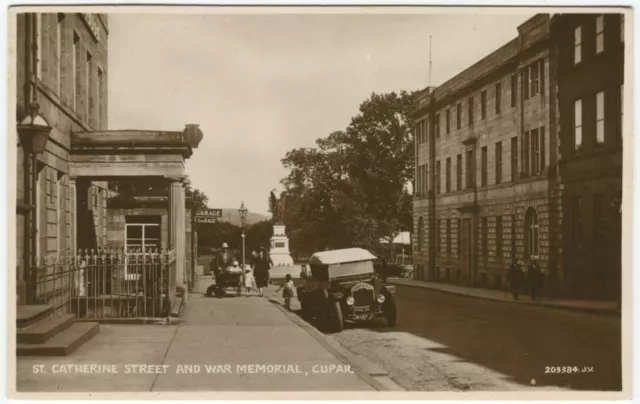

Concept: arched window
[[417, 216, 424, 251], [525, 208, 539, 258]]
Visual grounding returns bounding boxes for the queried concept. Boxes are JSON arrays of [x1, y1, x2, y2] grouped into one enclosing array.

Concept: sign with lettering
[[80, 13, 100, 42], [195, 217, 218, 224], [196, 209, 222, 218]]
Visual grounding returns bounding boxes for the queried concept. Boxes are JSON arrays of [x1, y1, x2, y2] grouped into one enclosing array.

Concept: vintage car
[[296, 248, 397, 332]]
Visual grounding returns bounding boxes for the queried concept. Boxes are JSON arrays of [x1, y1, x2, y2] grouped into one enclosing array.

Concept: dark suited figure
[[527, 260, 543, 300], [507, 261, 525, 300]]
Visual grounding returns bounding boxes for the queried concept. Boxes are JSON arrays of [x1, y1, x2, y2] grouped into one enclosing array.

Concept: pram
[[211, 265, 243, 297]]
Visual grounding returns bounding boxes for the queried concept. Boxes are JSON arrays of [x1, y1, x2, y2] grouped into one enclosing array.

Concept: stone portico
[[68, 126, 202, 297]]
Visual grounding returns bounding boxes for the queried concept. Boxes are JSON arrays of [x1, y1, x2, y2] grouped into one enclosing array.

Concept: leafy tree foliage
[[280, 91, 416, 258]]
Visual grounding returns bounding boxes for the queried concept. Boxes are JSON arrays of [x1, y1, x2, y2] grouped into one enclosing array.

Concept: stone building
[[551, 13, 624, 299], [15, 12, 202, 317], [412, 15, 563, 293], [16, 12, 111, 303]]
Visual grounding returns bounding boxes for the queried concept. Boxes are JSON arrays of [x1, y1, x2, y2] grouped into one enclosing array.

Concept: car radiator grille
[[352, 287, 375, 307]]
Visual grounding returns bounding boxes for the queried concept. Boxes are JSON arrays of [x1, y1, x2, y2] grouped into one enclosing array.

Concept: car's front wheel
[[325, 300, 344, 333], [383, 296, 397, 327]]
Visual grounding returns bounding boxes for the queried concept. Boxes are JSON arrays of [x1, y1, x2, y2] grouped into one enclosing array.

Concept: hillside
[[215, 208, 270, 227]]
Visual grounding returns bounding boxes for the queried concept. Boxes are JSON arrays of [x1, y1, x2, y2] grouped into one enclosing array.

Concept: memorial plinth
[[270, 224, 294, 266]]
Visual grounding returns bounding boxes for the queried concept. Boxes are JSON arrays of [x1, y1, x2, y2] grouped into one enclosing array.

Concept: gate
[[34, 248, 175, 320]]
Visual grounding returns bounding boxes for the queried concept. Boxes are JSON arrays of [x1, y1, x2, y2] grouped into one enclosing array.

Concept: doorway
[[461, 218, 473, 284]]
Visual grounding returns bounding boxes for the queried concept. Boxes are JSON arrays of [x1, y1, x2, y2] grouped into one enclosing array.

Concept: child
[[243, 266, 253, 297], [277, 274, 295, 310]]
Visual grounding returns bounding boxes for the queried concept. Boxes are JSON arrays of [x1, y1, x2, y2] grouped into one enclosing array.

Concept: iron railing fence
[[33, 248, 176, 320]]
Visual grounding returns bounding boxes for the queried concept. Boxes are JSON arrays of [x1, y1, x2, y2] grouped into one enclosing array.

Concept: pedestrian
[[506, 260, 524, 300], [243, 266, 253, 297], [254, 246, 273, 297], [277, 274, 295, 310], [527, 259, 543, 300]]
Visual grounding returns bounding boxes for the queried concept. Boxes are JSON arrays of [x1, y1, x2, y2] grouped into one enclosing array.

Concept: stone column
[[168, 178, 186, 294]]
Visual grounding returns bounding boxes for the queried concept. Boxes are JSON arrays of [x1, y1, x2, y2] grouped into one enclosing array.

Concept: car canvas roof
[[308, 248, 377, 266]]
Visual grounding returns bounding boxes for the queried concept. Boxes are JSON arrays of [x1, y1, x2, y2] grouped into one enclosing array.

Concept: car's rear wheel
[[384, 296, 397, 327], [326, 300, 344, 333]]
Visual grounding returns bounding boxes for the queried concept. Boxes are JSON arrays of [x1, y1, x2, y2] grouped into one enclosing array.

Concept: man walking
[[507, 260, 524, 301], [527, 259, 543, 300]]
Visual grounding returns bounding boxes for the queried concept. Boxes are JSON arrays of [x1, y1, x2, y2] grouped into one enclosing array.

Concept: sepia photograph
[[5, 4, 632, 399]]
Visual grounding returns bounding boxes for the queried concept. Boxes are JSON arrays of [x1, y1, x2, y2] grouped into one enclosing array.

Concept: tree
[[280, 91, 416, 258], [246, 220, 274, 254]]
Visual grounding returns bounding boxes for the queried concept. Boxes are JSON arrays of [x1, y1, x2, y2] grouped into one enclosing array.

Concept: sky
[[108, 10, 533, 216]]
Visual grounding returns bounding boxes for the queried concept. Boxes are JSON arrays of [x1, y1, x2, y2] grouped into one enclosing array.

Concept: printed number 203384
[[545, 366, 594, 374]]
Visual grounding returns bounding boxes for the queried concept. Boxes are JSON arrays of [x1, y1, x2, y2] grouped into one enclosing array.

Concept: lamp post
[[18, 101, 52, 304], [238, 202, 248, 268]]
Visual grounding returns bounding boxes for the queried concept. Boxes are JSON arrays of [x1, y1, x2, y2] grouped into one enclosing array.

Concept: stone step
[[17, 322, 100, 356], [17, 314, 76, 344], [17, 305, 54, 328]]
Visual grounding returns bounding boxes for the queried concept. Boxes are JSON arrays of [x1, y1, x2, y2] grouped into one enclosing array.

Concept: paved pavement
[[327, 283, 622, 391], [16, 276, 375, 392], [387, 278, 620, 316]]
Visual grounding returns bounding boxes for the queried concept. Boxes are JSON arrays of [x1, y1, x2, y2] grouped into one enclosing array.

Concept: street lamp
[[18, 101, 52, 304], [238, 202, 248, 268]]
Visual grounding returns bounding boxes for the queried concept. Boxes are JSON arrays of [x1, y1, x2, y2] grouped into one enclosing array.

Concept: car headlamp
[[376, 294, 386, 304], [346, 296, 355, 305]]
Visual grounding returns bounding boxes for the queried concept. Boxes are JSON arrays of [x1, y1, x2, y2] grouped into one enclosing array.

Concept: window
[[481, 146, 488, 186], [523, 67, 530, 99], [57, 14, 65, 95], [482, 217, 488, 262], [57, 175, 64, 253], [468, 97, 474, 125], [456, 103, 462, 129], [525, 208, 539, 258], [435, 113, 440, 138], [594, 194, 607, 247], [457, 218, 462, 258], [456, 154, 462, 191], [436, 160, 441, 194], [97, 68, 103, 129], [495, 82, 502, 114], [524, 131, 530, 176], [435, 220, 440, 256], [574, 26, 582, 64], [573, 197, 583, 247], [425, 164, 430, 192], [496, 216, 503, 259], [417, 216, 424, 251], [36, 14, 42, 79], [481, 90, 487, 119], [530, 62, 540, 97], [574, 99, 583, 152], [596, 91, 605, 147], [446, 108, 451, 134], [125, 221, 161, 277], [446, 158, 451, 193], [596, 15, 604, 54], [495, 142, 502, 184], [446, 219, 451, 254], [72, 31, 79, 111], [511, 137, 518, 181], [531, 128, 540, 175], [86, 52, 92, 123], [540, 126, 546, 171], [511, 75, 517, 107], [511, 214, 516, 260], [466, 150, 473, 189]]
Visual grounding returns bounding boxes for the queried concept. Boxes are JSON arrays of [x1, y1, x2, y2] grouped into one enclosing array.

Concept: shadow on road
[[367, 285, 622, 391]]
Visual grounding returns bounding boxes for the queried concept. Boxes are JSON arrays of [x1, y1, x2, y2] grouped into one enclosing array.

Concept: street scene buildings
[[10, 8, 627, 396], [413, 13, 624, 301]]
